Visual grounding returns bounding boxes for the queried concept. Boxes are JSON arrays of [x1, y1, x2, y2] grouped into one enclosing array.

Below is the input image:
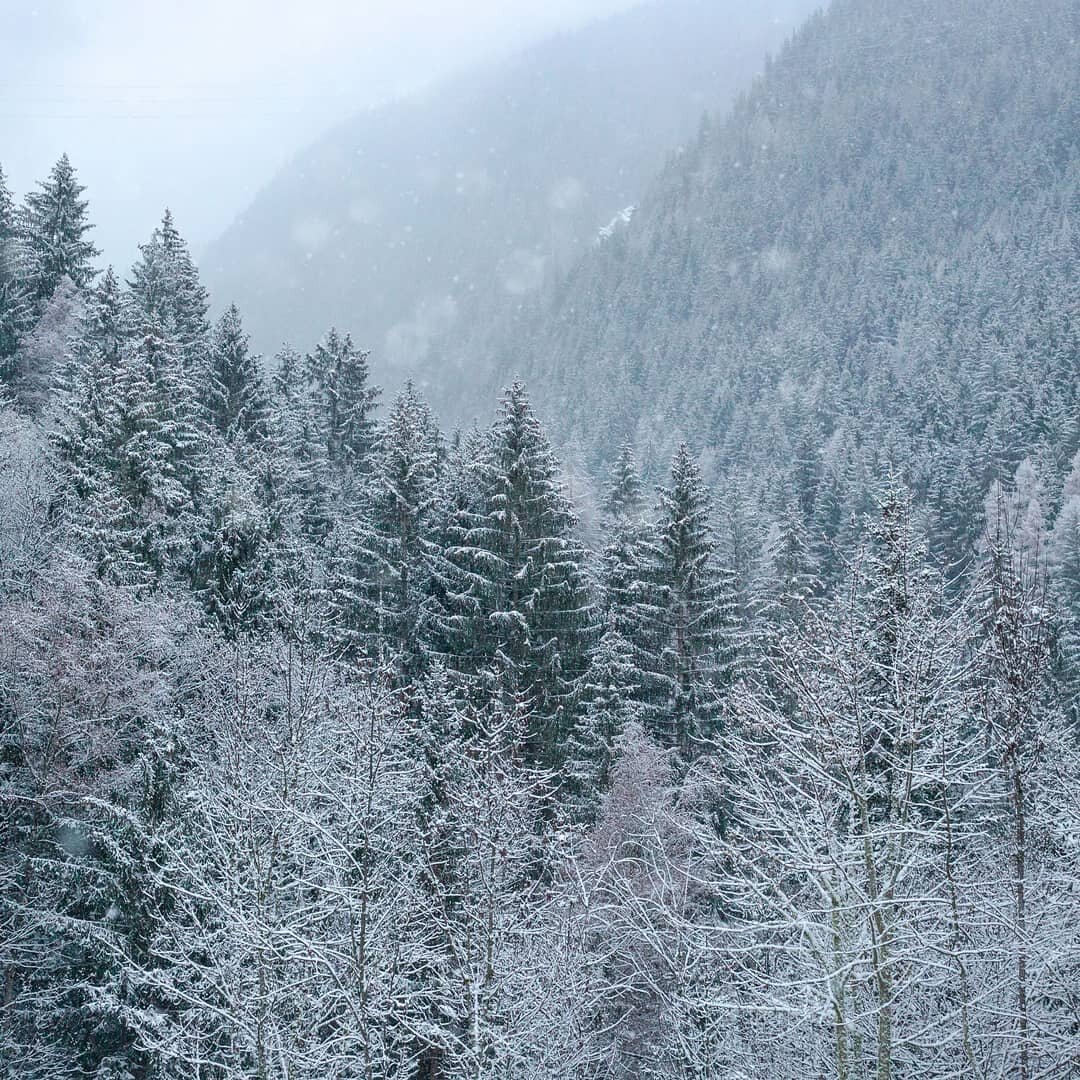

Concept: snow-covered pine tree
[[49, 268, 141, 578], [755, 499, 822, 631], [268, 344, 335, 544], [331, 382, 443, 667], [632, 443, 730, 756], [598, 440, 649, 641], [432, 382, 596, 767], [127, 209, 210, 375], [19, 154, 99, 304], [191, 449, 279, 639], [202, 303, 270, 444], [565, 622, 642, 822], [189, 311, 279, 639], [305, 327, 380, 474], [58, 303, 205, 587], [0, 164, 32, 371], [604, 439, 645, 521]]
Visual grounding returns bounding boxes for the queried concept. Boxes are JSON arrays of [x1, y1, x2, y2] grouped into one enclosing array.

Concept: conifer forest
[[1, 0, 1078, 1077]]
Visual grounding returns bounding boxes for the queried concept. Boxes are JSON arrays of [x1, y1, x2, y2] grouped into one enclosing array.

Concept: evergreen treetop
[[21, 153, 99, 301]]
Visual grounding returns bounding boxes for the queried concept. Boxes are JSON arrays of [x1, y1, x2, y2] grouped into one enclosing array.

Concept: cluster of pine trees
[[439, 0, 1080, 632], [2, 154, 1079, 1079]]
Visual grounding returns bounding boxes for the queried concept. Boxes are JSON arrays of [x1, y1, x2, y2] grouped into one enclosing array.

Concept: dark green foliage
[[631, 444, 731, 755], [0, 165, 31, 369], [432, 383, 596, 765], [305, 328, 379, 472], [52, 215, 211, 585], [191, 458, 280, 639], [331, 382, 443, 667], [598, 441, 648, 638], [202, 305, 270, 443], [566, 623, 641, 821], [19, 154, 99, 303], [127, 209, 210, 373]]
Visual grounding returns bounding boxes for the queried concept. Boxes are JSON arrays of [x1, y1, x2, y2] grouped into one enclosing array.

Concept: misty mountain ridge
[[444, 0, 1078, 528], [203, 0, 815, 379], [3, 1, 1080, 1076]]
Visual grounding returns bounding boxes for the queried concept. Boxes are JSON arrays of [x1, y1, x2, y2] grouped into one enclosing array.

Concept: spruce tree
[[332, 382, 442, 666], [51, 268, 154, 582], [566, 623, 641, 822], [0, 164, 31, 370], [52, 267, 126, 503], [20, 154, 99, 303], [305, 328, 380, 472], [127, 210, 209, 374], [433, 382, 596, 765], [269, 346, 335, 545], [192, 456, 278, 639], [203, 304, 269, 443], [751, 499, 823, 663], [56, 314, 202, 584], [633, 443, 730, 755], [603, 440, 645, 522], [599, 441, 649, 635]]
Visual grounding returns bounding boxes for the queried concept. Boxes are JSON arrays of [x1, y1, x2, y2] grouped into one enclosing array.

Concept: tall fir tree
[[0, 164, 31, 371], [749, 498, 823, 667], [202, 304, 269, 443], [127, 209, 210, 374], [331, 382, 442, 668], [632, 443, 731, 755], [19, 154, 99, 303], [54, 306, 204, 585], [305, 328, 380, 473], [603, 440, 645, 522], [599, 441, 648, 632], [52, 267, 126, 498], [566, 622, 642, 822], [192, 453, 279, 639], [269, 345, 335, 545], [432, 383, 596, 766]]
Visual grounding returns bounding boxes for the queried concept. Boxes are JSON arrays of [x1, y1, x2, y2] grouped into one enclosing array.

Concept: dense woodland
[[445, 0, 1080, 554], [2, 0, 1080, 1078]]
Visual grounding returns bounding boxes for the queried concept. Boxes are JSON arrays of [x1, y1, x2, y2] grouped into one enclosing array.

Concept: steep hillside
[[460, 0, 1078, 564], [202, 0, 813, 371]]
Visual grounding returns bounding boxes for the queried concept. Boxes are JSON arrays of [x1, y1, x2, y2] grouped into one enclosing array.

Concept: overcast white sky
[[1, 0, 639, 268]]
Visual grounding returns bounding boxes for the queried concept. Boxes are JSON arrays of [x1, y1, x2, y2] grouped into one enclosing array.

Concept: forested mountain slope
[[202, 0, 813, 372], [459, 0, 1079, 561], [3, 3, 1080, 1077]]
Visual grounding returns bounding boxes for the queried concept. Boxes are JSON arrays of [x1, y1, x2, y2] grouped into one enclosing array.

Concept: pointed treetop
[[603, 440, 644, 523], [22, 153, 100, 298], [0, 164, 15, 240]]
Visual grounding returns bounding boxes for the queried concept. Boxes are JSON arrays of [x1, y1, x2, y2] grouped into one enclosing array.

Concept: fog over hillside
[[1, 0, 642, 265], [2, 2, 1079, 1078], [203, 0, 815, 377]]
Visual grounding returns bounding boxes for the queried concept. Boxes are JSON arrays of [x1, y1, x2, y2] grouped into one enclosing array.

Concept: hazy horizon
[[1, 0, 640, 269]]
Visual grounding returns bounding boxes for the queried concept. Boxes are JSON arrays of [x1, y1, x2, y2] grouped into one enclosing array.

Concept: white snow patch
[[596, 205, 636, 244]]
